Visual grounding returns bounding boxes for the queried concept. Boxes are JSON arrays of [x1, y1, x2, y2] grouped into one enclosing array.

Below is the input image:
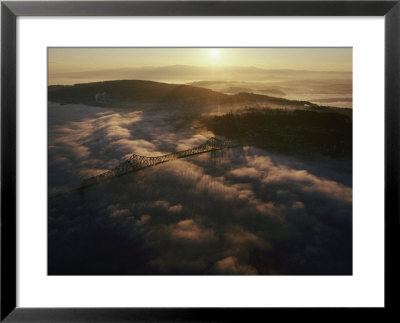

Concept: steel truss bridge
[[81, 137, 238, 188]]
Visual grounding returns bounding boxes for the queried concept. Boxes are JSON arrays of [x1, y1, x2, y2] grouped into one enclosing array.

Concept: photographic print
[[48, 48, 352, 275]]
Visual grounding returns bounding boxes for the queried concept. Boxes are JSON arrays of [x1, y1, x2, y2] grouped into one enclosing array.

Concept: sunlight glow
[[209, 48, 220, 59]]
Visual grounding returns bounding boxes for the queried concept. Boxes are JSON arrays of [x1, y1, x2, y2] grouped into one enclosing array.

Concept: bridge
[[80, 137, 238, 188]]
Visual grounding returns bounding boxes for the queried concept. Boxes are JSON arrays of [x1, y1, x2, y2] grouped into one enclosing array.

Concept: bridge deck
[[81, 137, 238, 188]]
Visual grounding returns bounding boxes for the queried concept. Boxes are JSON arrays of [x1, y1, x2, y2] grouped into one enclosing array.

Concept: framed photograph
[[1, 0, 399, 321]]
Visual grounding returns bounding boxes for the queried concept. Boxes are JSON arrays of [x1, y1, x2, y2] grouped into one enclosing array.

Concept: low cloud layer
[[48, 102, 352, 275], [49, 65, 352, 85]]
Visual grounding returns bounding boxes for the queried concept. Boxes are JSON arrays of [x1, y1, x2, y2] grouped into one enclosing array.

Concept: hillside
[[204, 107, 352, 158], [48, 80, 316, 108]]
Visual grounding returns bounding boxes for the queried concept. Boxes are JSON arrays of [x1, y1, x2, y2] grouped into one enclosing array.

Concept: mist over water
[[48, 102, 352, 275], [50, 66, 353, 108], [48, 48, 353, 275]]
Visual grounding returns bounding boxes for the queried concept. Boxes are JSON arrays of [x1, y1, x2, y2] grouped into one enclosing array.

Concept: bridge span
[[81, 137, 238, 188]]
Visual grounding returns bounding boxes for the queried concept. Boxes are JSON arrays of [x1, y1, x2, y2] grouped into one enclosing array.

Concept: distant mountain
[[48, 79, 313, 108], [49, 65, 352, 86], [220, 86, 253, 94]]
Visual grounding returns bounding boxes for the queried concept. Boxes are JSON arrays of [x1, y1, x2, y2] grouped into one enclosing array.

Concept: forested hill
[[204, 107, 352, 158], [48, 80, 316, 108]]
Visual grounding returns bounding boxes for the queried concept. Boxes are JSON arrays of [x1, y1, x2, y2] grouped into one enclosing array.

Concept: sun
[[209, 48, 220, 59]]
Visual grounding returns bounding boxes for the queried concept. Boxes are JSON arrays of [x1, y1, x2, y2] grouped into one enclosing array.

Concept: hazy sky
[[48, 48, 352, 87], [49, 47, 352, 72]]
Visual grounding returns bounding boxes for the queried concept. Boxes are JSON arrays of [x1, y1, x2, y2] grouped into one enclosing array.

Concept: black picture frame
[[1, 0, 399, 321]]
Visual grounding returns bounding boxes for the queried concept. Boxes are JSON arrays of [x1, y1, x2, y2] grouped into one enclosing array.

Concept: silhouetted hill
[[49, 80, 225, 105], [234, 92, 311, 106], [48, 80, 317, 108]]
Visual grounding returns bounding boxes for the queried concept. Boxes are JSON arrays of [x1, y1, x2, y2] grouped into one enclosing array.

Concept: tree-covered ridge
[[205, 107, 352, 158]]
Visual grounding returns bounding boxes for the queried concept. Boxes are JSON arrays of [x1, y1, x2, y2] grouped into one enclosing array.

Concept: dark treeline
[[205, 107, 352, 158]]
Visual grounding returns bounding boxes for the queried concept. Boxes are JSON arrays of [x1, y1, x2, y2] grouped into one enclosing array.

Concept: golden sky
[[48, 48, 352, 85]]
